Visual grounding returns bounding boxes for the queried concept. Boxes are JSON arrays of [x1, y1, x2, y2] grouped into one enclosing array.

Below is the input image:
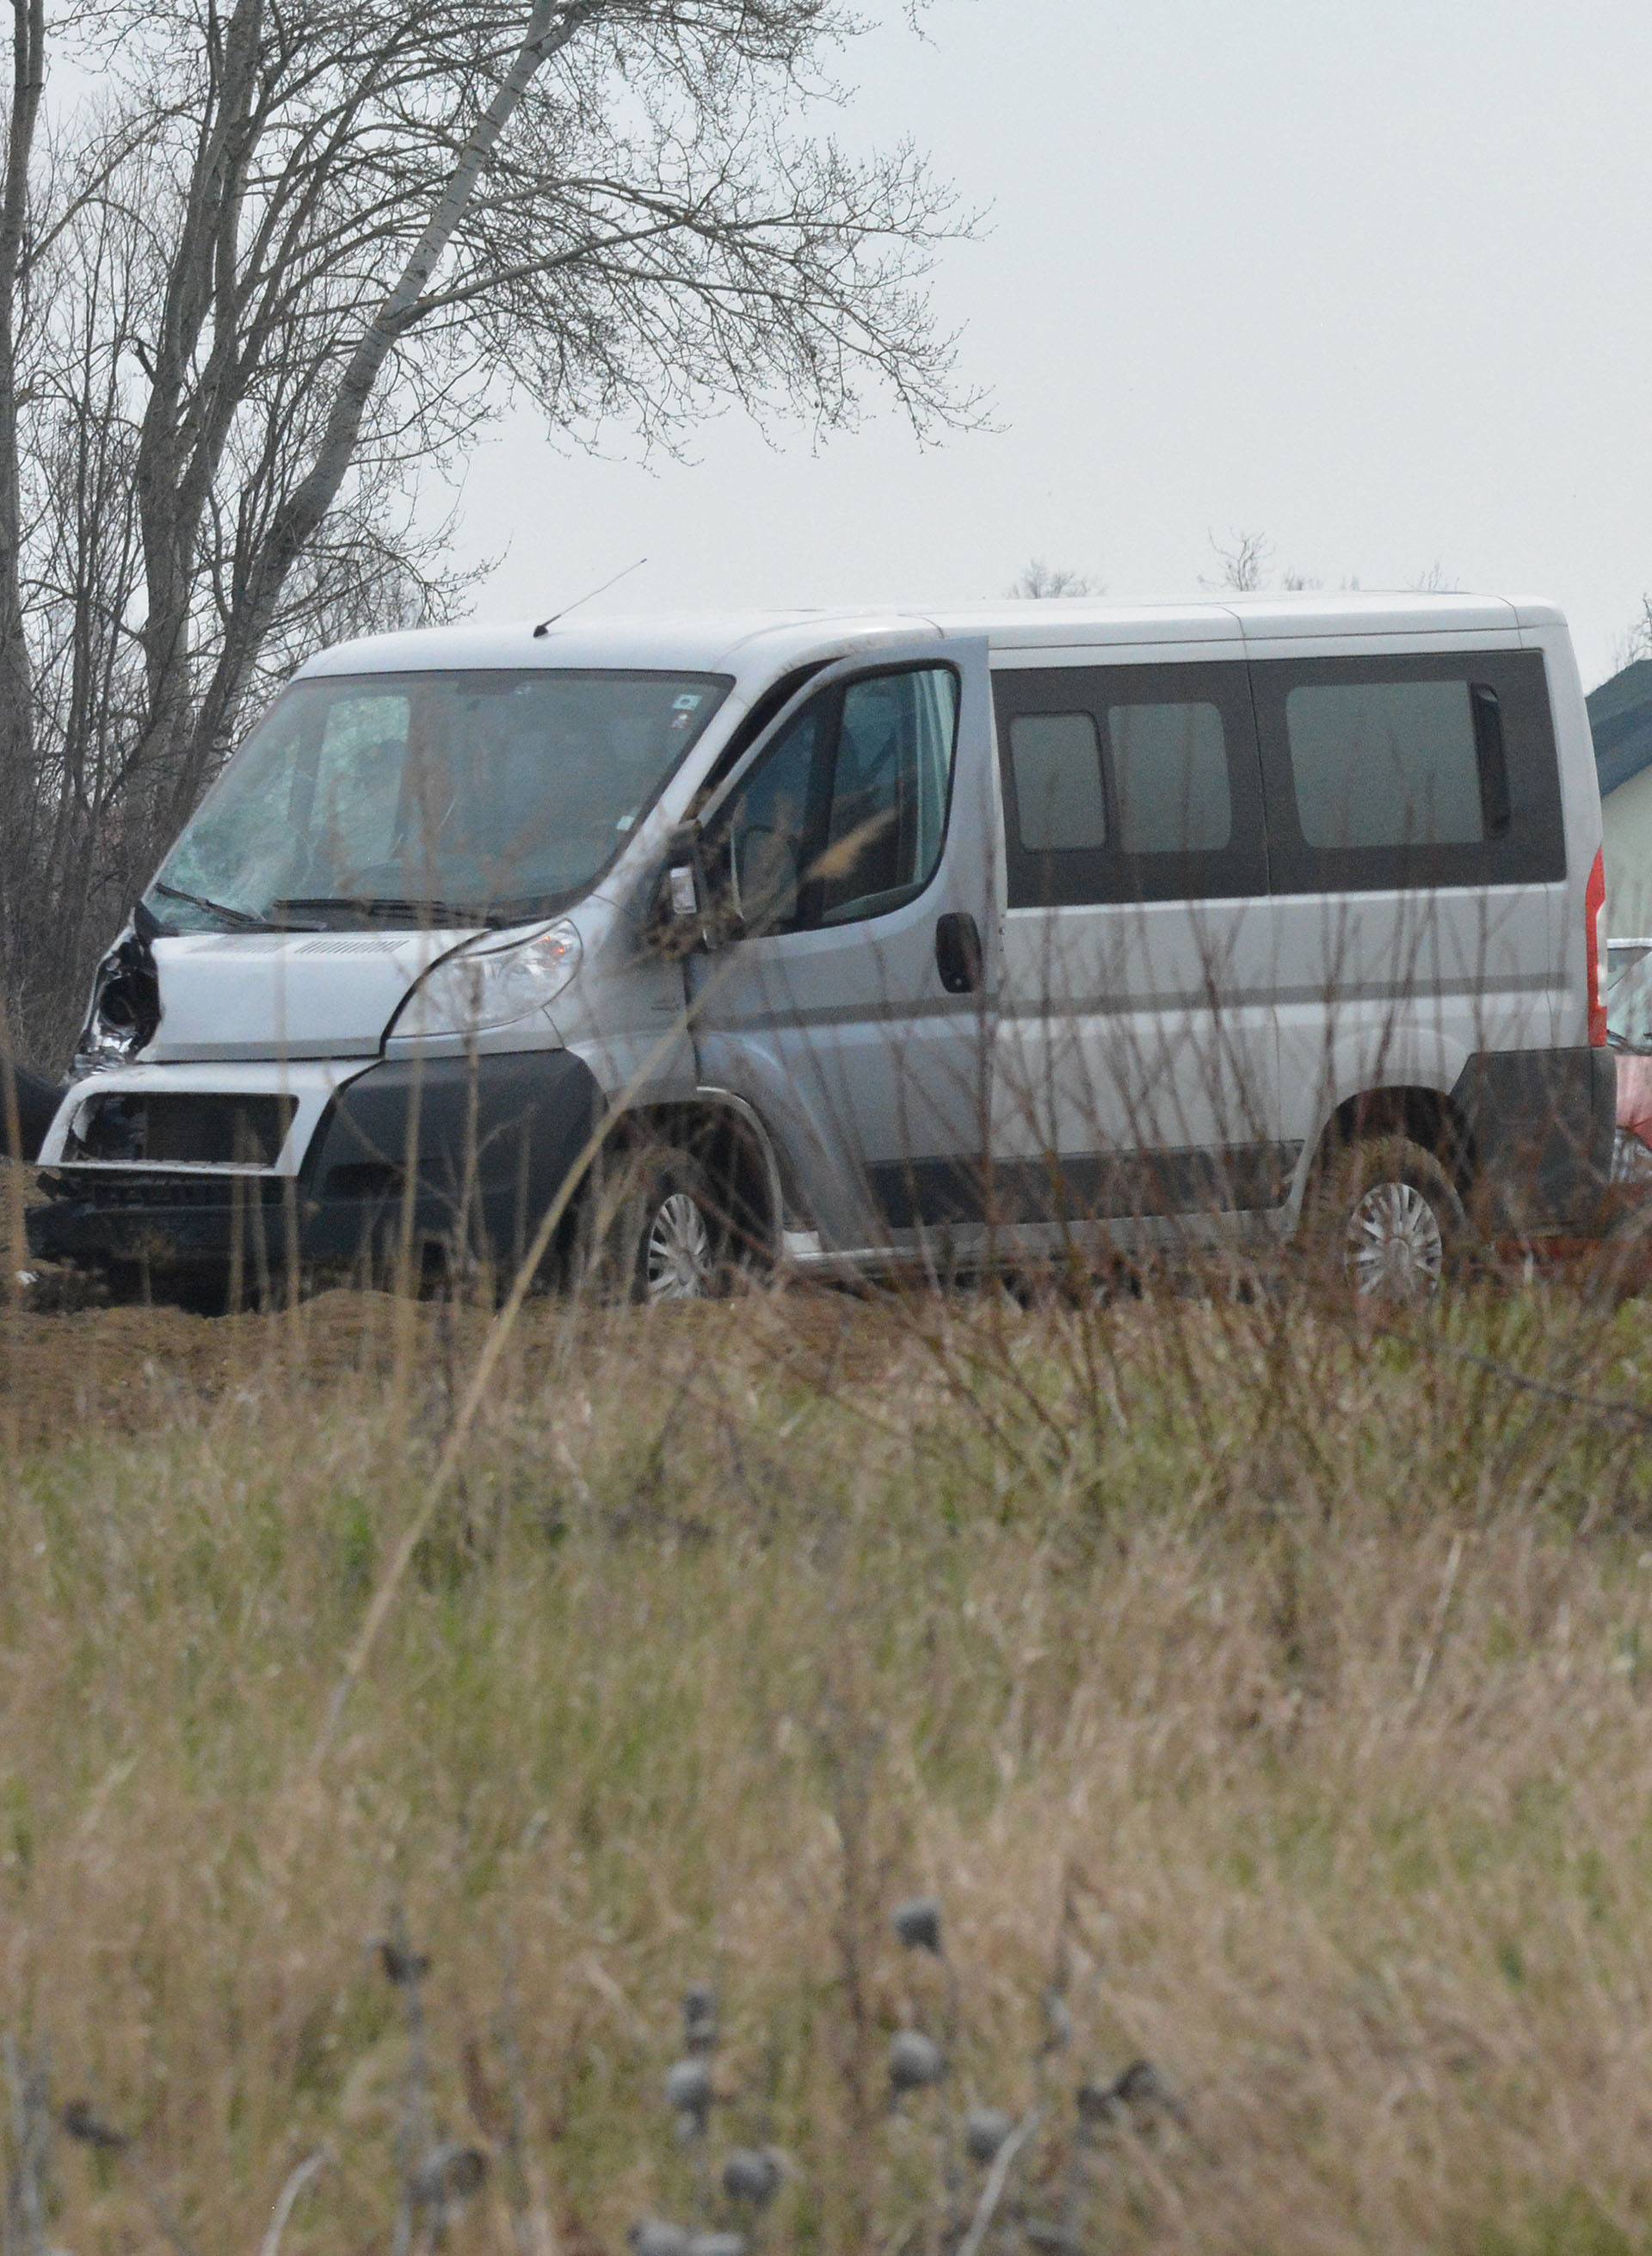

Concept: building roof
[[1589, 657, 1652, 800]]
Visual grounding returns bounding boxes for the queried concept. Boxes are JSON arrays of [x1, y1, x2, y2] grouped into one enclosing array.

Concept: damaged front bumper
[[28, 1050, 602, 1279]]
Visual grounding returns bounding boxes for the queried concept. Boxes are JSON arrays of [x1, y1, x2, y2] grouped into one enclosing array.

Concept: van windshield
[[146, 668, 731, 932]]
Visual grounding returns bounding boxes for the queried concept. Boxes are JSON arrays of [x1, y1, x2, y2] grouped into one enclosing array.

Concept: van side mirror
[[649, 822, 737, 954], [646, 823, 705, 954], [667, 862, 699, 920]]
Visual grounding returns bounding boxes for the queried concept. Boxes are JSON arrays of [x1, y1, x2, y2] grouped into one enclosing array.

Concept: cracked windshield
[[148, 669, 730, 931]]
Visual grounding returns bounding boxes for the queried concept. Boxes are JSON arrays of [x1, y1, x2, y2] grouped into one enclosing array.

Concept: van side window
[[724, 697, 829, 934], [1250, 650, 1564, 893], [819, 669, 959, 925], [712, 663, 960, 936], [1284, 680, 1485, 849], [993, 662, 1266, 907], [1008, 714, 1106, 850], [1109, 700, 1231, 854]]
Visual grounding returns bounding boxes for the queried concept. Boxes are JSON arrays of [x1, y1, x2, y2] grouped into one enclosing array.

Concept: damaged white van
[[29, 594, 1615, 1300]]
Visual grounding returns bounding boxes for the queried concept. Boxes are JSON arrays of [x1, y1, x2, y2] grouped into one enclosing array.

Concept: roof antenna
[[533, 556, 648, 638]]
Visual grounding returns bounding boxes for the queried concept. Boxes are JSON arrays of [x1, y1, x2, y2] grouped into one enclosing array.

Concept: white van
[[29, 594, 1614, 1299]]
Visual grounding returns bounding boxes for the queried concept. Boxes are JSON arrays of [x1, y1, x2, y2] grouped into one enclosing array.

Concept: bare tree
[[1, 143, 471, 1049], [110, 0, 975, 823], [1203, 528, 1271, 594], [3, 0, 979, 1055], [0, 0, 45, 829], [1624, 600, 1652, 664], [1008, 558, 1099, 600], [1204, 533, 1448, 601]]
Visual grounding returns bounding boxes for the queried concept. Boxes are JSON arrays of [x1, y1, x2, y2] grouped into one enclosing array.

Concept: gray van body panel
[[1247, 627, 1562, 1223], [681, 634, 999, 1254]]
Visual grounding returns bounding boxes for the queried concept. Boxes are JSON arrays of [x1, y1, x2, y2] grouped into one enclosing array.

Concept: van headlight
[[395, 922, 582, 1039]]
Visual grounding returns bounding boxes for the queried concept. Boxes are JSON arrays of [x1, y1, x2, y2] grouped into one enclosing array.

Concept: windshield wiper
[[272, 895, 500, 927], [151, 882, 311, 932]]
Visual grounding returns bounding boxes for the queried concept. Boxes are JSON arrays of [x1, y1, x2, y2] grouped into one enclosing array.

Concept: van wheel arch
[[574, 1094, 785, 1279], [1302, 1085, 1476, 1215]]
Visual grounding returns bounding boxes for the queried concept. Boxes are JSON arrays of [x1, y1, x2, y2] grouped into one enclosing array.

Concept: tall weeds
[[1, 1271, 1651, 2250]]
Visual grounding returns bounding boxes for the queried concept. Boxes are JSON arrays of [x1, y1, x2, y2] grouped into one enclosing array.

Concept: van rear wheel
[[578, 1144, 726, 1304], [1310, 1132, 1467, 1302]]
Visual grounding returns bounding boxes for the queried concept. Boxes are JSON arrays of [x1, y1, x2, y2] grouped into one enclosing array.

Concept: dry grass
[[4, 1274, 1652, 2252]]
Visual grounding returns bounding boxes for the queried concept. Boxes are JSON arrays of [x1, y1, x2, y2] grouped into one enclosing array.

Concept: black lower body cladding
[[26, 1041, 1616, 1282], [27, 1050, 604, 1279], [1447, 1045, 1616, 1236]]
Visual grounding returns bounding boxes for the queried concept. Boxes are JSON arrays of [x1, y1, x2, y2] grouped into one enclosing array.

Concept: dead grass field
[[4, 1273, 1652, 2253]]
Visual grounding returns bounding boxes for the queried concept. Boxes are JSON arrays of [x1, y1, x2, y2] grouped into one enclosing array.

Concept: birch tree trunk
[[0, 0, 971, 1054]]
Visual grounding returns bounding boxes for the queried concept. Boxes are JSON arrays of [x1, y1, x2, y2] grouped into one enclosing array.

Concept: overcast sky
[[447, 0, 1652, 692]]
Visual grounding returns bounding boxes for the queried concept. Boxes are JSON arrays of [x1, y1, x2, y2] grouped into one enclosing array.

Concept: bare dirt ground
[[0, 1292, 382, 1449], [3, 1228, 1643, 1459], [0, 1279, 921, 1454]]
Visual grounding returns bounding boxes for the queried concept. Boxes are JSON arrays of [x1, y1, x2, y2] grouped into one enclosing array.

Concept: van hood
[[139, 926, 478, 1062]]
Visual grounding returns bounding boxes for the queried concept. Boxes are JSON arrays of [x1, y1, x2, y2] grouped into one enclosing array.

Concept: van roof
[[297, 591, 1561, 689]]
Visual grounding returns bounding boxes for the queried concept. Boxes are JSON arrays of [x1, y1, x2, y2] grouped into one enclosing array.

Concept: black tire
[[1305, 1131, 1468, 1301], [575, 1144, 727, 1304]]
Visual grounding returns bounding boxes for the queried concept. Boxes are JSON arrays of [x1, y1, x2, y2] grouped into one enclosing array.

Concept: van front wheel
[[1309, 1133, 1467, 1301], [579, 1145, 726, 1304]]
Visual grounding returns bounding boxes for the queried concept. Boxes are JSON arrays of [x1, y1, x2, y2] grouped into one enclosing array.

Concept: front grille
[[70, 1092, 297, 1167]]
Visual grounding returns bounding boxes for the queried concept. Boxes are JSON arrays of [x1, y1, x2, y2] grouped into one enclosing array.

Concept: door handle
[[934, 911, 983, 995]]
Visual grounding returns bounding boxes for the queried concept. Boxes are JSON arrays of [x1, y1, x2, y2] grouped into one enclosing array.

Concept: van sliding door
[[988, 654, 1287, 1244]]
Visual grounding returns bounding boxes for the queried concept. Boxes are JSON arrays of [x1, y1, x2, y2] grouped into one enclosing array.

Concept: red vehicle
[[1608, 940, 1652, 1185]]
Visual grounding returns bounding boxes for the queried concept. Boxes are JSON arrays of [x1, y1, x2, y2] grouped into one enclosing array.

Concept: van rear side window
[[1250, 649, 1565, 894], [1285, 679, 1485, 849]]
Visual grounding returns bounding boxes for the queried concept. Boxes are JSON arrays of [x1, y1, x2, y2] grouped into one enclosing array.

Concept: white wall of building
[[1605, 766, 1652, 936]]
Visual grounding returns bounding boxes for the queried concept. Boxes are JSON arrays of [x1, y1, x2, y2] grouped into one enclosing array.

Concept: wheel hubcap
[[1346, 1180, 1445, 1298], [644, 1190, 714, 1301]]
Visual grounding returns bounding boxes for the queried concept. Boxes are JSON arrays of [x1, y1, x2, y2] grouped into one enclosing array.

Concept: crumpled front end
[[28, 1050, 602, 1285], [30, 1059, 371, 1279]]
